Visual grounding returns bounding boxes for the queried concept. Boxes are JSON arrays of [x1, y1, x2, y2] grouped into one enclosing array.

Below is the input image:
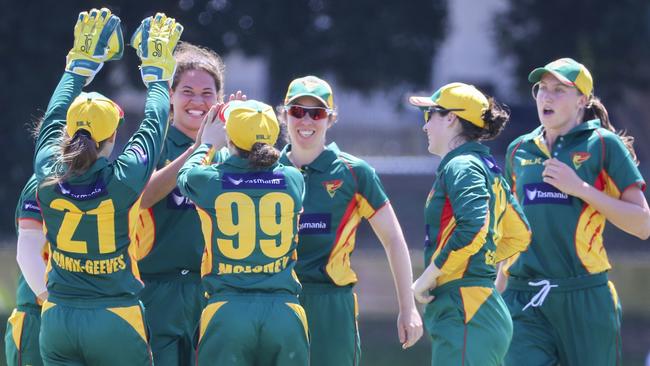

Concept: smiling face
[[535, 73, 587, 135], [170, 69, 220, 139], [286, 96, 334, 151]]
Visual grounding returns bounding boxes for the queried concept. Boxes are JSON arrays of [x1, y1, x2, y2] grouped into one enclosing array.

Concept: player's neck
[[288, 144, 325, 168]]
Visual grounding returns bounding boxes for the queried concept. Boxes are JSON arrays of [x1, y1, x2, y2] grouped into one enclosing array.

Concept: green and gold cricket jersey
[[33, 72, 169, 306], [177, 146, 305, 295], [279, 142, 389, 286], [505, 119, 645, 279], [136, 125, 204, 274], [425, 142, 531, 286], [14, 175, 48, 308]]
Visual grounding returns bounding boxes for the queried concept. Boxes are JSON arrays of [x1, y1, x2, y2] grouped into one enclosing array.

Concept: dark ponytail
[[458, 97, 510, 141], [583, 96, 638, 164], [42, 130, 99, 186], [234, 142, 280, 169]]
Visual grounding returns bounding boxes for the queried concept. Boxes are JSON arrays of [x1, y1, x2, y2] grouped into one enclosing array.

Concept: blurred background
[[1, 0, 649, 364]]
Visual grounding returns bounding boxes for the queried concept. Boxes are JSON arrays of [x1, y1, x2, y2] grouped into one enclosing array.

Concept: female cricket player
[[134, 41, 230, 366], [33, 9, 182, 365], [409, 82, 531, 365], [501, 58, 650, 366], [277, 75, 423, 366], [4, 175, 47, 366], [177, 100, 308, 366]]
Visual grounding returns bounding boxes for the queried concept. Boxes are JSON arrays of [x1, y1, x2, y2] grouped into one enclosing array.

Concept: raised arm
[[34, 8, 123, 181], [113, 13, 183, 192]]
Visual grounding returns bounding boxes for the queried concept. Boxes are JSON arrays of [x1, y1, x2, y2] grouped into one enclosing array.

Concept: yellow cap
[[409, 82, 488, 128], [66, 92, 123, 144], [224, 100, 280, 151]]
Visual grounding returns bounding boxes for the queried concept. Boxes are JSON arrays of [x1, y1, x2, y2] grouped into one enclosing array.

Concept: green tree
[[0, 0, 448, 234], [496, 0, 650, 100]]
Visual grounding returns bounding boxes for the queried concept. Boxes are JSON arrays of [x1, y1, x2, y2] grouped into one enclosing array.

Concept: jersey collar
[[168, 124, 194, 147], [522, 118, 602, 143], [437, 141, 490, 173], [279, 142, 340, 173]]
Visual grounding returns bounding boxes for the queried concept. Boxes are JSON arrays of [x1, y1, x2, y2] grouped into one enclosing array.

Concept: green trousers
[[299, 283, 360, 366], [5, 305, 43, 366], [424, 278, 512, 366], [140, 272, 205, 366], [504, 273, 621, 366], [39, 300, 152, 366], [196, 292, 309, 366]]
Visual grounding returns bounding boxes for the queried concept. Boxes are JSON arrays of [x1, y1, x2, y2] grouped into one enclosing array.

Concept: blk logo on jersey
[[298, 213, 331, 234], [572, 152, 591, 169], [22, 200, 41, 214], [57, 179, 108, 201], [222, 172, 286, 189], [167, 187, 194, 209], [322, 179, 343, 198], [523, 183, 571, 205]]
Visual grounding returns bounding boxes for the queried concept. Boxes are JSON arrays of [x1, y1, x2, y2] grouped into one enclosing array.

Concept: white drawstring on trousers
[[522, 280, 558, 311]]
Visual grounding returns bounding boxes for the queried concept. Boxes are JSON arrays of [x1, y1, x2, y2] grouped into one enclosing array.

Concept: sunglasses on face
[[285, 105, 331, 121], [423, 106, 465, 123]]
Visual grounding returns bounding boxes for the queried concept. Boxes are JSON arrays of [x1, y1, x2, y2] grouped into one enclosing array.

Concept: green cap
[[284, 76, 334, 108], [528, 58, 593, 96]]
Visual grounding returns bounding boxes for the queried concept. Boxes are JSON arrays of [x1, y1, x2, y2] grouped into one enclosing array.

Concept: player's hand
[[66, 8, 124, 85], [196, 104, 227, 149], [412, 275, 436, 304], [397, 307, 423, 349], [228, 90, 247, 102], [542, 158, 587, 197], [131, 13, 183, 86]]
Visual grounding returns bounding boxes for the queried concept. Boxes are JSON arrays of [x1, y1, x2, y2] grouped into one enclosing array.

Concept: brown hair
[[583, 95, 638, 164], [172, 42, 225, 101], [234, 142, 280, 169], [42, 130, 105, 186], [453, 97, 510, 142]]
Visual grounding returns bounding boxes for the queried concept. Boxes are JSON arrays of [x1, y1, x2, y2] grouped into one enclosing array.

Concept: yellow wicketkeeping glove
[[65, 8, 124, 85], [130, 13, 184, 86]]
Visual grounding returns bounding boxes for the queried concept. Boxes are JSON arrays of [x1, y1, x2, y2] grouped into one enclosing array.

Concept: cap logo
[[256, 134, 270, 140], [76, 120, 91, 127], [302, 79, 321, 91]]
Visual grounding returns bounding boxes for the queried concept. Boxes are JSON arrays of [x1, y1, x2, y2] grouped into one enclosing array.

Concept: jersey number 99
[[215, 192, 295, 260]]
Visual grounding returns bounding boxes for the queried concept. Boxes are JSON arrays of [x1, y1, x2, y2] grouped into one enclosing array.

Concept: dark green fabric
[[197, 294, 309, 366], [299, 285, 360, 366], [39, 303, 152, 366], [4, 309, 43, 366]]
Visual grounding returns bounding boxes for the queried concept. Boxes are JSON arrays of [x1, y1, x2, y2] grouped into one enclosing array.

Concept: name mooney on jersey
[[218, 255, 291, 275], [523, 183, 571, 205], [222, 172, 286, 189], [52, 250, 127, 275]]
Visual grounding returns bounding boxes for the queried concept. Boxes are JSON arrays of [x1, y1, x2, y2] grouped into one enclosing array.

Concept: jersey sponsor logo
[[51, 250, 127, 275], [298, 213, 331, 234], [523, 183, 571, 205], [572, 152, 591, 169], [167, 186, 195, 209], [22, 200, 41, 214], [128, 144, 148, 164], [222, 172, 286, 190], [57, 179, 108, 201], [322, 179, 343, 198], [520, 157, 543, 166], [481, 155, 502, 174]]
